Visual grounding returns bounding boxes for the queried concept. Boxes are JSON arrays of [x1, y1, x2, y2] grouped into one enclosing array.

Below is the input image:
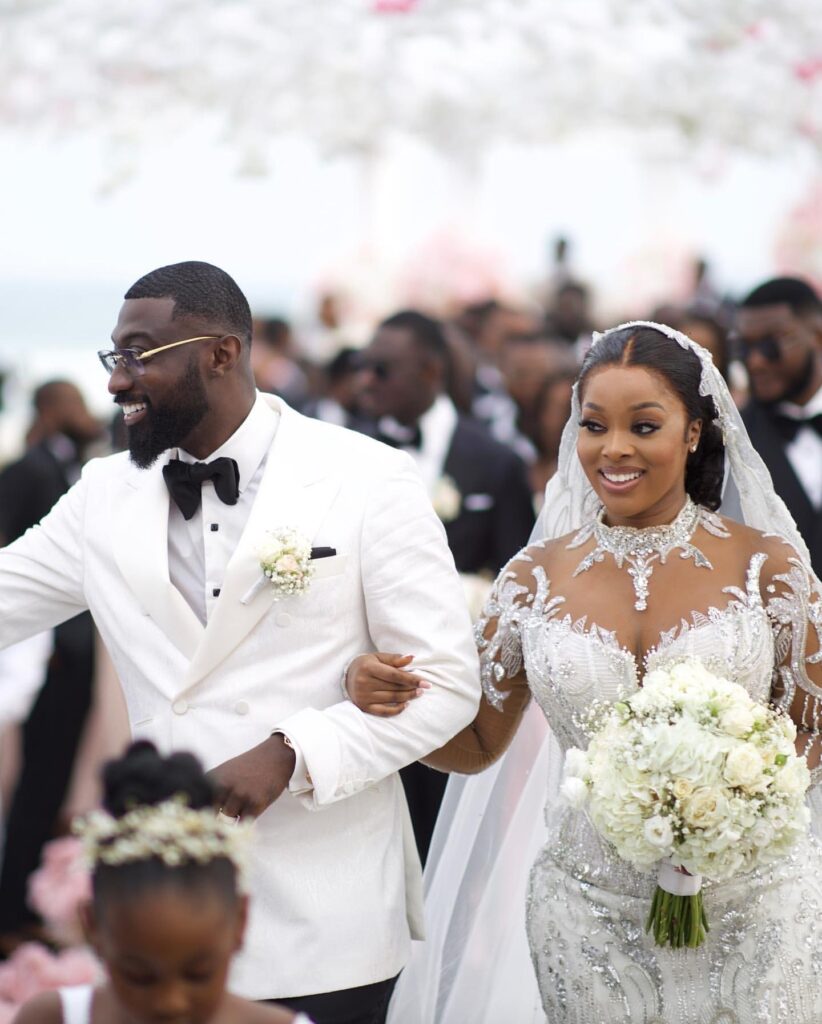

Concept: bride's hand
[[346, 653, 430, 717]]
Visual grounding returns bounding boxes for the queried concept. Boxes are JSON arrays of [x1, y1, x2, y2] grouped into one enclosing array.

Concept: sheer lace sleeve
[[763, 540, 822, 786], [421, 552, 534, 775]]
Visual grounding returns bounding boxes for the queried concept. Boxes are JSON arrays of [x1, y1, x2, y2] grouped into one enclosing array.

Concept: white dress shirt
[[167, 394, 279, 625], [778, 385, 822, 510], [166, 393, 313, 790], [379, 394, 458, 497]]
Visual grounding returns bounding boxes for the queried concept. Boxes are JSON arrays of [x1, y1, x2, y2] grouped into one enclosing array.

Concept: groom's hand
[[207, 734, 296, 820]]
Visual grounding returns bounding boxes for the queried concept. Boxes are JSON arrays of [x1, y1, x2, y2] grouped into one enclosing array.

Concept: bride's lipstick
[[598, 466, 645, 495]]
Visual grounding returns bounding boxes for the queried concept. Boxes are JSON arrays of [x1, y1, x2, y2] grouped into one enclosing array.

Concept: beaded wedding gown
[[476, 521, 822, 1024], [387, 323, 822, 1024]]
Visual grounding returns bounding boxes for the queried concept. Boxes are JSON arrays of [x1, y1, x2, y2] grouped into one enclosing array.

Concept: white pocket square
[[463, 493, 494, 511]]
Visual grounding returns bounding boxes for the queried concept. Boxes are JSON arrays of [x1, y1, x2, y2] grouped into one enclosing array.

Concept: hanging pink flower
[[27, 837, 91, 946], [794, 57, 822, 83], [372, 0, 419, 13], [0, 944, 100, 1006]]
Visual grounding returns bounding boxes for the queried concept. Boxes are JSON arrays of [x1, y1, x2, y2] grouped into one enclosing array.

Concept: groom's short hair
[[739, 277, 821, 319], [125, 261, 253, 345]]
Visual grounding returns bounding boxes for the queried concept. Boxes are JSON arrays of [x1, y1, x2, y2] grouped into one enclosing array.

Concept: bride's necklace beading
[[567, 497, 730, 611]]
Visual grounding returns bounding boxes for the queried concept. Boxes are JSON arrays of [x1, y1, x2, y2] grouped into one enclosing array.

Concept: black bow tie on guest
[[770, 412, 822, 444], [162, 457, 240, 520]]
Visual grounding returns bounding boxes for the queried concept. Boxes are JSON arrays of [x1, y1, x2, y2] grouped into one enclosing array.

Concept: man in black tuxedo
[[0, 381, 101, 948], [735, 278, 822, 576], [359, 310, 535, 860]]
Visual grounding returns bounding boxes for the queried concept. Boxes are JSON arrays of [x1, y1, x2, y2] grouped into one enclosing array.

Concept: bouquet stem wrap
[[646, 861, 708, 948]]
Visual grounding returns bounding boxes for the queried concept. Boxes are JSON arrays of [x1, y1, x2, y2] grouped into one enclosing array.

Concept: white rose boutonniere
[[256, 527, 314, 600], [432, 475, 461, 523]]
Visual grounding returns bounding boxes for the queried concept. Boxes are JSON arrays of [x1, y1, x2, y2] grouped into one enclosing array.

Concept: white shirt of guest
[[379, 394, 457, 497], [778, 384, 822, 510], [167, 393, 279, 626]]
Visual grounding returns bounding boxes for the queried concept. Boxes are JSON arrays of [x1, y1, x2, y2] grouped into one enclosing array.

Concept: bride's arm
[[762, 539, 822, 782]]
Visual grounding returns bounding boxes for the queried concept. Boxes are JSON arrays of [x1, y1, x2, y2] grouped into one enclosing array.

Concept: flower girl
[[13, 741, 311, 1024]]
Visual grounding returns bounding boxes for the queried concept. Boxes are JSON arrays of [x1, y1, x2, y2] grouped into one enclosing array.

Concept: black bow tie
[[162, 457, 240, 520], [771, 412, 822, 444]]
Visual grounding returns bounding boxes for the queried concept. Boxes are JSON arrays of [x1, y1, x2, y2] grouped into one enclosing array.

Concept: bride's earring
[[690, 443, 698, 453]]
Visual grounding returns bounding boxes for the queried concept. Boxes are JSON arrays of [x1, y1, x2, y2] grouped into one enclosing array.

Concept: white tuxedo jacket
[[0, 396, 480, 998]]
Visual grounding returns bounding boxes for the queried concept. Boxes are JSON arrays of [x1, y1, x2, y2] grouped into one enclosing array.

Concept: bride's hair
[[578, 325, 725, 510], [89, 741, 240, 912]]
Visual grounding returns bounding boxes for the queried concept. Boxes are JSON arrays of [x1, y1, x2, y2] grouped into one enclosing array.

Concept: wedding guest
[[0, 262, 479, 1024], [0, 382, 102, 953], [543, 280, 594, 351], [498, 333, 577, 444], [301, 348, 369, 430], [735, 277, 822, 575], [528, 369, 576, 506], [12, 741, 308, 1024], [250, 317, 309, 409], [359, 309, 534, 862]]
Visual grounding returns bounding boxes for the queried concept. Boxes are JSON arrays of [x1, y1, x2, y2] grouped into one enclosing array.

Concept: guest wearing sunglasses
[[358, 310, 535, 863], [735, 277, 822, 575]]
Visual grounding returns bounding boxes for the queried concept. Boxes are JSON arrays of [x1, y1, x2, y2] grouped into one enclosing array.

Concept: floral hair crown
[[73, 795, 251, 879]]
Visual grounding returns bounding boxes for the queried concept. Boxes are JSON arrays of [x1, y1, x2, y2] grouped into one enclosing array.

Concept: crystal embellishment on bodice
[[566, 497, 731, 611]]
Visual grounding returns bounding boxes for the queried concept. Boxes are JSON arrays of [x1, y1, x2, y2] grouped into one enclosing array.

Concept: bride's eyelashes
[[578, 418, 662, 436]]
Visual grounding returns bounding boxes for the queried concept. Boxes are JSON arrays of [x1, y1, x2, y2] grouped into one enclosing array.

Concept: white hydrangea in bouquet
[[561, 659, 811, 949], [256, 527, 314, 600]]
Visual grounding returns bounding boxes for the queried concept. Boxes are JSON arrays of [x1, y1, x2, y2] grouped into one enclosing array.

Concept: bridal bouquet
[[561, 660, 810, 949]]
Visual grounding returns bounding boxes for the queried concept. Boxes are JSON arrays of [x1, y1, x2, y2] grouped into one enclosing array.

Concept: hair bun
[[102, 740, 214, 818]]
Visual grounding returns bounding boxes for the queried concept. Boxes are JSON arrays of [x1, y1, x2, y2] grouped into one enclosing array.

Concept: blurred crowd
[[0, 245, 820, 967]]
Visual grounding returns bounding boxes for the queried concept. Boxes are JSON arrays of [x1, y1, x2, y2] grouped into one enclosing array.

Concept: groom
[[0, 262, 480, 1024]]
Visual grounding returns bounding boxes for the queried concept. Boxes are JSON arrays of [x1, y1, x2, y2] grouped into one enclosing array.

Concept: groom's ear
[[208, 335, 244, 377]]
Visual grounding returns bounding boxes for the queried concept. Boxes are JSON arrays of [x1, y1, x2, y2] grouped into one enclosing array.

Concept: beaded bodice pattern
[[474, 533, 822, 1023]]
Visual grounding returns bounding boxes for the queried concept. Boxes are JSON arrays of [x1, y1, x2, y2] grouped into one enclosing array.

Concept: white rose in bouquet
[[560, 659, 810, 949], [723, 746, 765, 791]]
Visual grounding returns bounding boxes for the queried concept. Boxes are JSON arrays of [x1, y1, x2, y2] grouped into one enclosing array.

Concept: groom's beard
[[120, 359, 210, 469]]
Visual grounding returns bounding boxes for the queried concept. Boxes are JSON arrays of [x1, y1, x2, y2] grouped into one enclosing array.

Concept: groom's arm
[[275, 453, 481, 808]]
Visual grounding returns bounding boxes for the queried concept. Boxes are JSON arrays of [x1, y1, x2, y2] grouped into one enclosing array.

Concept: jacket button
[[172, 699, 188, 715], [275, 612, 292, 627], [233, 700, 250, 716]]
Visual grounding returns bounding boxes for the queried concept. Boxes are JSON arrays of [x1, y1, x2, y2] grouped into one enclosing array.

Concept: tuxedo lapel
[[113, 458, 204, 664], [179, 406, 342, 692], [746, 405, 815, 528]]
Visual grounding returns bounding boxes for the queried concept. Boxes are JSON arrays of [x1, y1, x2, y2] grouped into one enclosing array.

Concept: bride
[[347, 322, 822, 1023]]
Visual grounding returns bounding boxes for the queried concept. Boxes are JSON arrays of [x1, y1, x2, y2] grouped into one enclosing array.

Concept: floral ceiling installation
[[0, 0, 819, 168]]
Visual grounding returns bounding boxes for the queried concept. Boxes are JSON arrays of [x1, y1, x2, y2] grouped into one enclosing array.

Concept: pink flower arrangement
[[372, 0, 418, 12], [0, 944, 100, 1022], [27, 837, 91, 946]]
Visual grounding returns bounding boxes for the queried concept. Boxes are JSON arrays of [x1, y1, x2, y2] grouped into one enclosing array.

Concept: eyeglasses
[[97, 335, 220, 377], [732, 333, 800, 364], [357, 357, 394, 381]]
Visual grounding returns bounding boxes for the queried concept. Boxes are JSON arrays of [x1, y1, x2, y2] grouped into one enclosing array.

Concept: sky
[[0, 120, 816, 447]]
